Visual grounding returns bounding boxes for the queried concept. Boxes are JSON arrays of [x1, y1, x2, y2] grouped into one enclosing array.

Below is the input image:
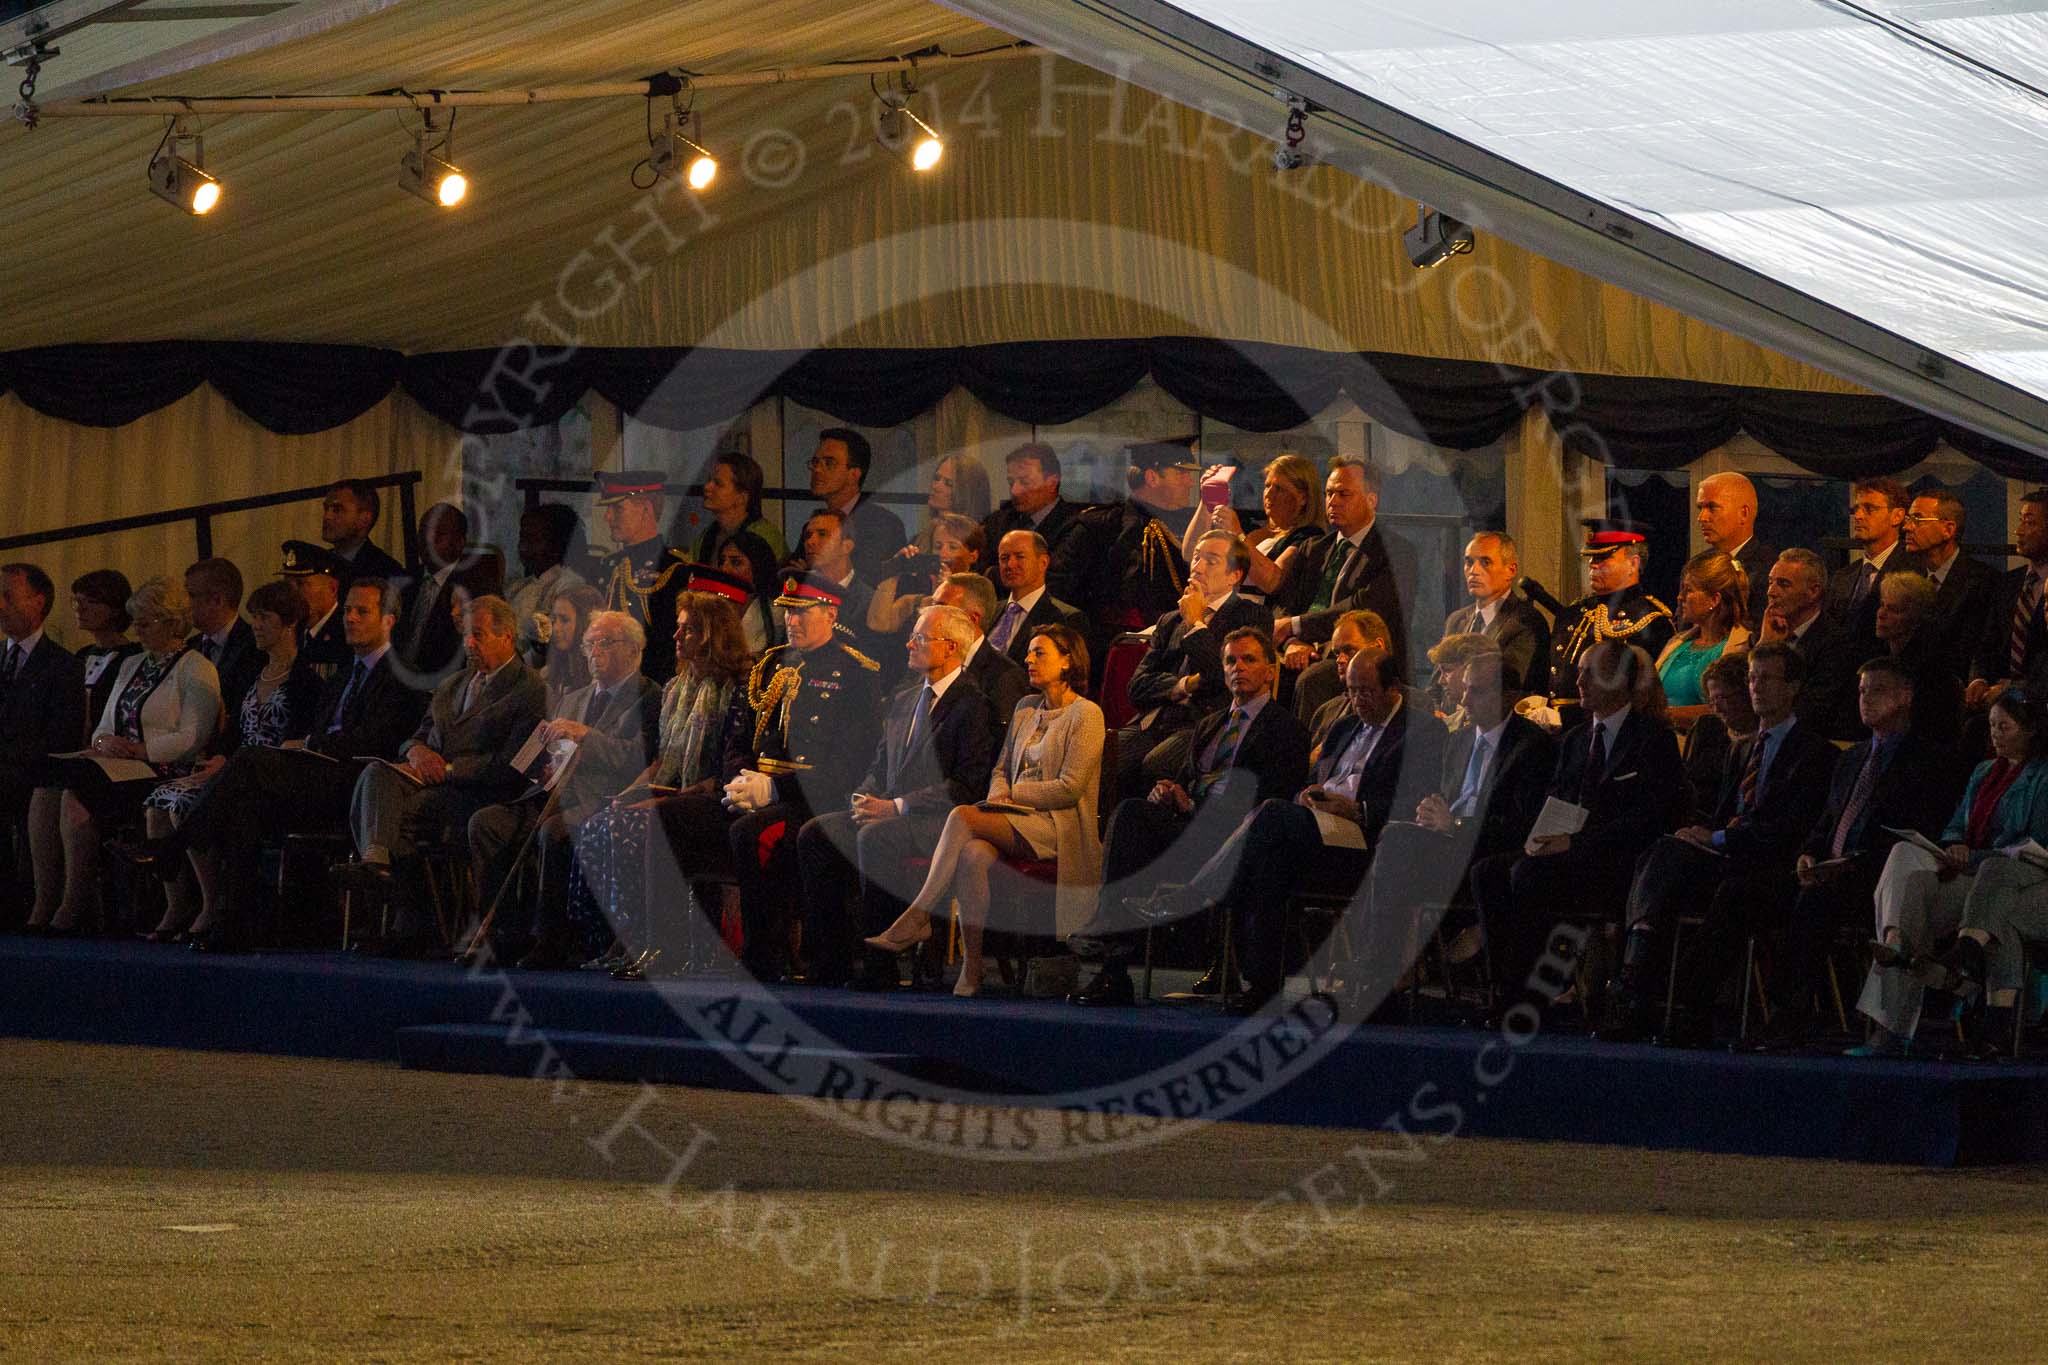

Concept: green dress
[[1657, 635, 1728, 707]]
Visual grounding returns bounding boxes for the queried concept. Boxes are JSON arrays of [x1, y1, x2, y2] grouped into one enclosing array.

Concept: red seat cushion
[[1000, 856, 1059, 884], [1098, 636, 1149, 730]]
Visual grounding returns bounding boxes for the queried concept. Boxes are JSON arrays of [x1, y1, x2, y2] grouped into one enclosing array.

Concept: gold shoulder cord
[[1561, 599, 1674, 662], [1139, 520, 1185, 593], [746, 650, 803, 749], [606, 555, 686, 612]]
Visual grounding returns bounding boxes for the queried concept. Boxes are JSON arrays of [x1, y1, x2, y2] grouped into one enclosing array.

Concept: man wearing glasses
[[468, 610, 661, 969], [1902, 489, 1996, 681], [807, 428, 907, 585]]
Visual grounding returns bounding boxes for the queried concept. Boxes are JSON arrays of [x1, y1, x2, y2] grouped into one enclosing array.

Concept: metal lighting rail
[[23, 41, 1039, 117], [938, 0, 2048, 465]]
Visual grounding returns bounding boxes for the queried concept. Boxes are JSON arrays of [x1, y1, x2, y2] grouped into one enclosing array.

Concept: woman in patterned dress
[[139, 580, 322, 941], [565, 589, 754, 970], [28, 577, 220, 935]]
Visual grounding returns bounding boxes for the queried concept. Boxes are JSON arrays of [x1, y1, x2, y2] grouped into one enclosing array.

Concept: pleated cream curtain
[[0, 386, 454, 651]]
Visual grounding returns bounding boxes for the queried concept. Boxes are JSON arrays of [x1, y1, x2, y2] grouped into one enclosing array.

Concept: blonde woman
[[28, 576, 221, 935], [1654, 550, 1750, 721], [1182, 453, 1326, 601], [866, 624, 1104, 996]]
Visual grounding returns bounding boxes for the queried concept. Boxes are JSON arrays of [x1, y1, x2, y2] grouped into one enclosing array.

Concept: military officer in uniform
[[721, 573, 884, 981], [280, 540, 354, 683], [1542, 520, 1674, 713], [1048, 436, 1200, 673], [593, 470, 690, 686]]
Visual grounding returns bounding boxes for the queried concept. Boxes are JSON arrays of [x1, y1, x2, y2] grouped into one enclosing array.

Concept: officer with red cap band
[[1545, 519, 1674, 700], [594, 470, 691, 685]]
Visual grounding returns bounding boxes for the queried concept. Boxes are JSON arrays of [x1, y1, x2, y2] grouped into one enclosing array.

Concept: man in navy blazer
[[1272, 458, 1414, 676], [801, 604, 997, 988], [185, 558, 261, 724], [0, 563, 87, 919], [1174, 644, 1447, 1013], [1070, 627, 1311, 1006], [933, 572, 1028, 749], [1598, 642, 1838, 1041], [985, 529, 1087, 669], [1471, 641, 1686, 1021], [1349, 648, 1557, 1014]]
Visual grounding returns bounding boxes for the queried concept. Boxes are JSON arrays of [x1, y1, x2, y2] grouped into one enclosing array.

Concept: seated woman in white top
[[29, 576, 221, 935], [866, 624, 1105, 996]]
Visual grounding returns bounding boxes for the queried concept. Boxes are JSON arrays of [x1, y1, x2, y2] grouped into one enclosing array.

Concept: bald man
[[1695, 472, 1773, 630]]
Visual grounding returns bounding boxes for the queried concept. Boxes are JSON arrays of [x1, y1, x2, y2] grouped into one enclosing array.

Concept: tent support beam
[[22, 42, 1039, 118]]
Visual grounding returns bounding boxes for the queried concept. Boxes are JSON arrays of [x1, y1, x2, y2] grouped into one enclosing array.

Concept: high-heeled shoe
[[953, 961, 985, 998], [864, 907, 932, 954]]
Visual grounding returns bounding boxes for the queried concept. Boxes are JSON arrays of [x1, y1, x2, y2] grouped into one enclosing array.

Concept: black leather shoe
[[1068, 966, 1135, 1007], [1186, 963, 1243, 997], [326, 859, 393, 892]]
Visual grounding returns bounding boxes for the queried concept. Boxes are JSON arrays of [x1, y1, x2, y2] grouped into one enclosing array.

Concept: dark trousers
[[1080, 798, 1192, 966], [1668, 865, 1797, 1018], [1196, 799, 1368, 994], [1471, 841, 1638, 1005], [0, 764, 35, 921], [1678, 853, 1884, 1023], [1352, 821, 1485, 1003], [179, 747, 366, 940], [796, 809, 944, 984], [467, 799, 579, 950], [725, 800, 810, 979]]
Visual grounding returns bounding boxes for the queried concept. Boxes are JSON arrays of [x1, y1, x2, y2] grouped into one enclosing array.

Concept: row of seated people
[[8, 457, 2048, 1050]]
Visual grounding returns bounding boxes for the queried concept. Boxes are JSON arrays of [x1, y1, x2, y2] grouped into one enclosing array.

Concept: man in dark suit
[[1904, 490, 1997, 681], [0, 563, 87, 920], [805, 427, 907, 585], [1690, 656, 1967, 1048], [1825, 476, 1921, 656], [1048, 437, 1200, 663], [1177, 644, 1448, 1014], [1117, 529, 1272, 796], [393, 501, 475, 686], [1968, 488, 2048, 707], [280, 541, 353, 684], [321, 478, 407, 586], [782, 508, 884, 662], [1597, 642, 1838, 1042], [342, 594, 547, 955], [1349, 647, 1557, 1015], [123, 577, 429, 950], [978, 442, 1083, 576], [467, 609, 662, 968], [799, 603, 997, 988], [1760, 548, 1862, 740], [1440, 531, 1550, 697], [986, 529, 1087, 668], [1069, 627, 1312, 1006], [1695, 472, 1775, 632], [1471, 640, 1686, 1021], [184, 557, 260, 722], [1273, 457, 1414, 676], [932, 572, 1028, 748]]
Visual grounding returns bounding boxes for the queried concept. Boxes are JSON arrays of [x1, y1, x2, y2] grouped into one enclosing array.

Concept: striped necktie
[[1735, 734, 1766, 815], [1830, 745, 1883, 858], [2012, 570, 2042, 677], [1197, 705, 1247, 797]]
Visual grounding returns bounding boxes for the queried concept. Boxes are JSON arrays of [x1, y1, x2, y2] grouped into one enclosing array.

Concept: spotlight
[[1404, 204, 1475, 268], [147, 119, 221, 215], [649, 109, 717, 190], [399, 113, 466, 207], [876, 91, 943, 171], [1272, 97, 1314, 172]]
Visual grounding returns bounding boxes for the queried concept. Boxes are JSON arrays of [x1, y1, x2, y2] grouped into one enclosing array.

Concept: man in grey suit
[[1439, 531, 1550, 696], [341, 595, 547, 956], [468, 609, 661, 968], [798, 605, 997, 988]]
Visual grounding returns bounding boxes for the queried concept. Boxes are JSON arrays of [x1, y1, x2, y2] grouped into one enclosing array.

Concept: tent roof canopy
[[943, 0, 2048, 457], [1, 0, 2042, 467]]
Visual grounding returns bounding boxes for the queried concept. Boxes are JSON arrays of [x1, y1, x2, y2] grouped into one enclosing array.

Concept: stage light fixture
[[874, 77, 942, 172], [399, 112, 466, 207], [1404, 204, 1475, 268], [1272, 96, 1314, 172], [649, 108, 717, 190], [147, 119, 221, 215]]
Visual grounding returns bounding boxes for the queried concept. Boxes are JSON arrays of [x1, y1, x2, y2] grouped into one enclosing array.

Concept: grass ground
[[2, 1039, 2044, 1361]]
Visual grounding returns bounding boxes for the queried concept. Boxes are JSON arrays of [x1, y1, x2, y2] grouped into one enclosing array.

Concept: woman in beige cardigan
[[867, 623, 1104, 996]]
